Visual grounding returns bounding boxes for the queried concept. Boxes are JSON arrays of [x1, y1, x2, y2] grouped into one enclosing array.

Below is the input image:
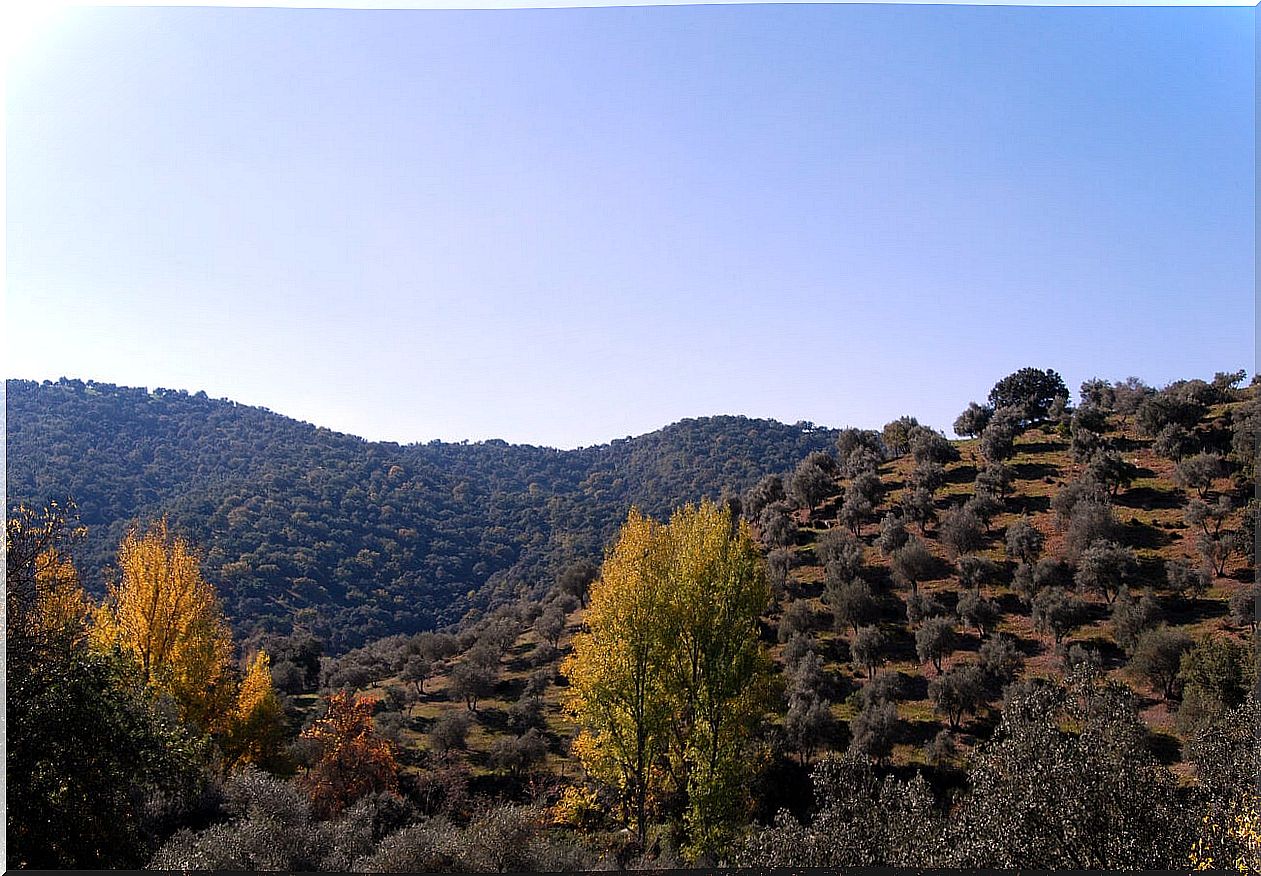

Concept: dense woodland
[[6, 367, 1261, 871], [7, 379, 835, 648]]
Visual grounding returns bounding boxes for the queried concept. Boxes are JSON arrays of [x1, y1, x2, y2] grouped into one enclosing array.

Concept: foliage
[[7, 503, 210, 869], [91, 519, 236, 733], [9, 380, 836, 648], [947, 673, 1192, 869], [987, 367, 1068, 423], [1129, 625, 1194, 700], [300, 691, 400, 818], [915, 616, 957, 673], [563, 501, 772, 858]]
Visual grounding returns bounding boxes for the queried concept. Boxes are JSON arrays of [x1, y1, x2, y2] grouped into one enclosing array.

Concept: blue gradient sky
[[6, 4, 1254, 447]]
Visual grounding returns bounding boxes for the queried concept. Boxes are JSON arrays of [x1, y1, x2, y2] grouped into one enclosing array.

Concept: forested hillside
[[8, 368, 1259, 872], [6, 378, 837, 649]]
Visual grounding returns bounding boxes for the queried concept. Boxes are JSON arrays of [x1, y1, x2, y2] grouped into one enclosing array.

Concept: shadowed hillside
[[6, 378, 837, 649]]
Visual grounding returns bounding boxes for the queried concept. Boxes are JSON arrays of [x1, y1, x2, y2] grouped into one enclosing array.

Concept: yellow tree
[[93, 518, 234, 733], [661, 501, 773, 857], [223, 650, 289, 770], [563, 508, 675, 847], [564, 500, 773, 857]]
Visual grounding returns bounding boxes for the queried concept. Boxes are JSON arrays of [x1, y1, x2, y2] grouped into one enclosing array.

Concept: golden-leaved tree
[[92, 519, 283, 768], [564, 500, 772, 859], [224, 650, 289, 771]]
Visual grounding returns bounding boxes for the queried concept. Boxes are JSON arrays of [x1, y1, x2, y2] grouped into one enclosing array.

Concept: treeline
[[7, 378, 835, 649]]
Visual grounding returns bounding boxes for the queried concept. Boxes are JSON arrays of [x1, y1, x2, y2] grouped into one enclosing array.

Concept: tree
[[953, 402, 994, 438], [1084, 451, 1138, 498], [850, 625, 888, 679], [975, 462, 1014, 499], [7, 504, 208, 869], [300, 691, 400, 819], [563, 502, 773, 858], [877, 513, 910, 555], [909, 427, 960, 465], [1110, 587, 1161, 654], [956, 591, 1001, 638], [778, 599, 814, 643], [533, 604, 566, 651], [978, 633, 1024, 685], [905, 590, 947, 627], [1174, 453, 1226, 500], [92, 519, 235, 733], [1112, 376, 1156, 431], [449, 658, 496, 712], [1165, 556, 1212, 603], [1185, 496, 1233, 539], [1074, 540, 1136, 605], [789, 454, 835, 510], [489, 728, 548, 779], [916, 617, 957, 674], [429, 711, 472, 754], [956, 555, 999, 591], [1032, 587, 1085, 645], [558, 560, 599, 608], [758, 501, 797, 548], [848, 700, 898, 764], [1063, 500, 1117, 560], [987, 367, 1068, 423], [839, 483, 876, 536], [1179, 635, 1248, 709], [743, 473, 787, 522], [817, 527, 866, 582], [223, 649, 288, 771], [947, 674, 1192, 869], [910, 461, 947, 495], [978, 407, 1024, 463], [766, 547, 795, 597], [929, 665, 986, 730], [1136, 391, 1207, 438], [1152, 423, 1197, 461], [785, 651, 834, 763], [1229, 585, 1258, 632], [401, 654, 433, 699], [1129, 626, 1193, 700], [827, 577, 877, 635], [899, 487, 937, 534], [1196, 530, 1240, 578], [882, 416, 921, 458], [836, 428, 886, 465], [1079, 377, 1116, 410], [1005, 517, 1044, 565], [964, 491, 1002, 532], [890, 537, 935, 593], [939, 507, 984, 558]]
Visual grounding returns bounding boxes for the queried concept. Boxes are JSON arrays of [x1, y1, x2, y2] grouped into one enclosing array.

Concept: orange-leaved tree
[[300, 690, 399, 818]]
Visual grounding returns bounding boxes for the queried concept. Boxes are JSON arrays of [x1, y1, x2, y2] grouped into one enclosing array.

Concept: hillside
[[317, 378, 1256, 805], [5, 378, 838, 649]]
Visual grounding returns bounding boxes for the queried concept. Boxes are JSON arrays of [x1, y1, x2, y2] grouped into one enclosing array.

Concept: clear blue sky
[[6, 4, 1254, 448]]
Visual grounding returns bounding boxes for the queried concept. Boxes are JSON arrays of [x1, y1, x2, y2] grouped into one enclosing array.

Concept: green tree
[[987, 367, 1068, 423], [563, 501, 772, 858]]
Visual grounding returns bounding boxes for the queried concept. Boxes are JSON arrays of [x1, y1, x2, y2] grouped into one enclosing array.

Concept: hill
[[5, 377, 838, 649], [315, 376, 1256, 800]]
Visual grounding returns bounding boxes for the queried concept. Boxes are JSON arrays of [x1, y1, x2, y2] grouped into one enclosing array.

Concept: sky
[[5, 4, 1255, 448]]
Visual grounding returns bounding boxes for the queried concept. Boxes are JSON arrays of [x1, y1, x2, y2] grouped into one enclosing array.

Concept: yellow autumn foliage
[[563, 500, 772, 858], [92, 518, 235, 733]]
